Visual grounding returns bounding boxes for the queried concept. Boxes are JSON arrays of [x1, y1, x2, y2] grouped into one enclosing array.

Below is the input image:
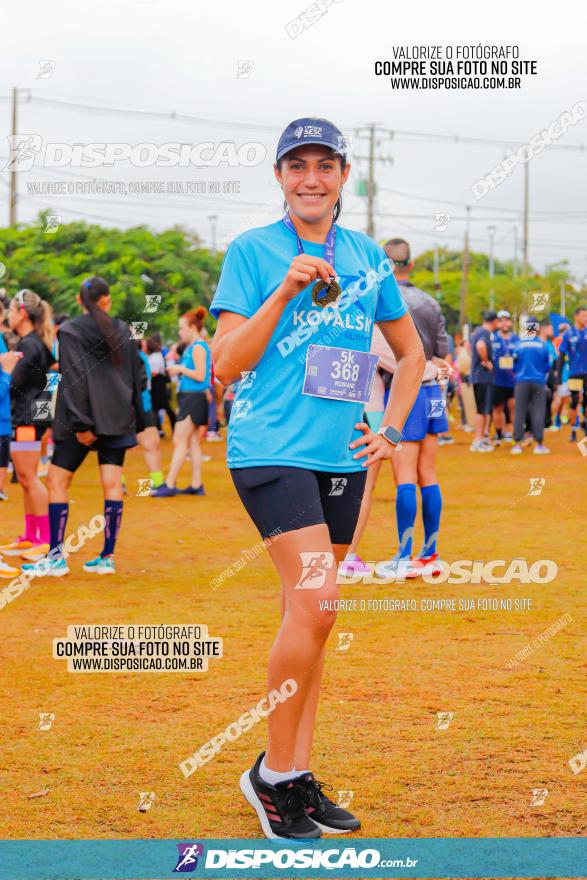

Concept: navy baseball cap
[[276, 117, 348, 162]]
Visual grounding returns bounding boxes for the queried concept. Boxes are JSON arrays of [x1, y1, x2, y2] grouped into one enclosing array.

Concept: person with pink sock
[[0, 290, 55, 562]]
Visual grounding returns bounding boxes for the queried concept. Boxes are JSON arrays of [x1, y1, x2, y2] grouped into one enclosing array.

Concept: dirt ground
[[0, 424, 584, 871]]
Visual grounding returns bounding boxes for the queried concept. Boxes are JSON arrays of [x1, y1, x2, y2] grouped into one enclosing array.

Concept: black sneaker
[[239, 752, 321, 840], [295, 773, 360, 834]]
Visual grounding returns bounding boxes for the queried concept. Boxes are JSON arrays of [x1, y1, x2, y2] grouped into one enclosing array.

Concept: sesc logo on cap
[[276, 117, 345, 162], [294, 124, 324, 140]]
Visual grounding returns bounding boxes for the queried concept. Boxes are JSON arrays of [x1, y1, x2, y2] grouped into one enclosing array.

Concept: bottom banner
[[0, 837, 584, 879]]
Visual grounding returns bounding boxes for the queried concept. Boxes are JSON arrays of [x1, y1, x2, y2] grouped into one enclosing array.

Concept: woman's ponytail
[[79, 276, 121, 366], [13, 289, 54, 351]]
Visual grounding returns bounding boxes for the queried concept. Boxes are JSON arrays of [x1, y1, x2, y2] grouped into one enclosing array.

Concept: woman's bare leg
[[188, 431, 203, 488], [264, 524, 340, 772], [165, 417, 194, 487], [11, 450, 47, 515], [346, 460, 381, 555]]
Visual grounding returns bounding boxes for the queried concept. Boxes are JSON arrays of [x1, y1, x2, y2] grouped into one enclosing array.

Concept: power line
[[2, 91, 586, 152]]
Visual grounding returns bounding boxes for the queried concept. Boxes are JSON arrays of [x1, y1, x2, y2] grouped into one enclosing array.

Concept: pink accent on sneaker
[[338, 555, 371, 576]]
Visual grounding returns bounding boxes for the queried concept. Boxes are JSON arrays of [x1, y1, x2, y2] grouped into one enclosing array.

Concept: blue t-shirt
[[470, 327, 495, 385], [559, 326, 587, 377], [0, 334, 7, 354], [210, 220, 407, 471], [492, 331, 519, 388], [139, 350, 153, 413], [179, 340, 211, 393], [513, 338, 550, 384]]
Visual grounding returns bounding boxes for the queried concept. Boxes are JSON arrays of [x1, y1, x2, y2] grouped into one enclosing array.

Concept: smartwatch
[[377, 425, 403, 447]]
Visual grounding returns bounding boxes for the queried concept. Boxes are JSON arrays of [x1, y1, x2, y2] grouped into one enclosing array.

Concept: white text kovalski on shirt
[[275, 263, 390, 357]]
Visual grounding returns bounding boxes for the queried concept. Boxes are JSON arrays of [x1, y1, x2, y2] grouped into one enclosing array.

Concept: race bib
[[302, 345, 379, 404], [568, 377, 584, 391], [499, 357, 514, 369]]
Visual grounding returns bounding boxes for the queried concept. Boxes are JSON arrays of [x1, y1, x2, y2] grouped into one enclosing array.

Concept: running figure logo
[[433, 213, 450, 231], [427, 398, 447, 419], [38, 713, 55, 731], [3, 134, 42, 172], [32, 401, 52, 421], [144, 294, 161, 313], [530, 292, 550, 312], [528, 478, 546, 496], [44, 372, 61, 392], [435, 711, 454, 730], [233, 400, 252, 420], [296, 552, 334, 589], [239, 371, 256, 390], [44, 215, 61, 234], [530, 788, 548, 806], [173, 843, 204, 873], [337, 790, 354, 809], [130, 322, 148, 340], [138, 792, 156, 812], [336, 632, 353, 652], [36, 60, 56, 79], [235, 60, 254, 79], [137, 479, 154, 497], [329, 477, 347, 496]]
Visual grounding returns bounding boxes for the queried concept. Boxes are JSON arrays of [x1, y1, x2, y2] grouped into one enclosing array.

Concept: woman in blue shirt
[[137, 343, 164, 491], [210, 117, 425, 840], [152, 307, 211, 496]]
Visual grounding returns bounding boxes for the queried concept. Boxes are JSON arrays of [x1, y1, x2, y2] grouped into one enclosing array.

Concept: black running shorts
[[492, 385, 514, 408], [177, 391, 209, 427], [473, 383, 494, 415], [230, 465, 367, 543], [52, 436, 129, 472], [0, 435, 9, 468]]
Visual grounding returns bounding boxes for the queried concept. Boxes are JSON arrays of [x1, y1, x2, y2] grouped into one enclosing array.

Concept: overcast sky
[[1, 0, 586, 279]]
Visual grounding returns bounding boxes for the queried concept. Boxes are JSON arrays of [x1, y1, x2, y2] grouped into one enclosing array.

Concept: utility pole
[[9, 87, 18, 226], [208, 215, 218, 251], [522, 162, 529, 275], [488, 225, 496, 310], [433, 243, 440, 290], [459, 206, 471, 330], [560, 280, 567, 317], [513, 225, 518, 277], [353, 124, 393, 239]]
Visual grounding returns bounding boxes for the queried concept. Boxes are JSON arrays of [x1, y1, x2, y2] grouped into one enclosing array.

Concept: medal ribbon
[[282, 212, 337, 303]]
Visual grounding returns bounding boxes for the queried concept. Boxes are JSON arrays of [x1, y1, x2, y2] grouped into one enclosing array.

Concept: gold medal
[[312, 278, 342, 308]]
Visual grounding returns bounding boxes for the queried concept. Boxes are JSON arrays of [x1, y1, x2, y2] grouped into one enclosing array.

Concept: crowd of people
[[0, 285, 224, 578], [0, 113, 584, 842]]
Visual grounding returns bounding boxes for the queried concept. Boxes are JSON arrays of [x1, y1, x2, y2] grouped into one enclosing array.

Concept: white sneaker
[[470, 440, 493, 453], [0, 558, 19, 578], [511, 445, 523, 455], [533, 444, 551, 455], [374, 558, 422, 580]]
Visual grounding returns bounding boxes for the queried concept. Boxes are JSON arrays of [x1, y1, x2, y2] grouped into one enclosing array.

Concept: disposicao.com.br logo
[[197, 846, 417, 870]]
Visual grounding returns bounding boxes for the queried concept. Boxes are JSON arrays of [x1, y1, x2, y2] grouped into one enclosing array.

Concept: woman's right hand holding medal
[[278, 255, 335, 302]]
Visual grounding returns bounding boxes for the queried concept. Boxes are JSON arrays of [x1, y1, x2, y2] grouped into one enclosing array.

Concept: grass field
[[0, 424, 584, 861]]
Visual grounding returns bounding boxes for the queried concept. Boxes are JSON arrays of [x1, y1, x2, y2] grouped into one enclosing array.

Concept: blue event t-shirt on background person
[[179, 340, 211, 392], [470, 326, 495, 385], [513, 337, 550, 384], [558, 326, 587, 377], [492, 332, 519, 388], [210, 220, 407, 472], [138, 349, 153, 412]]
